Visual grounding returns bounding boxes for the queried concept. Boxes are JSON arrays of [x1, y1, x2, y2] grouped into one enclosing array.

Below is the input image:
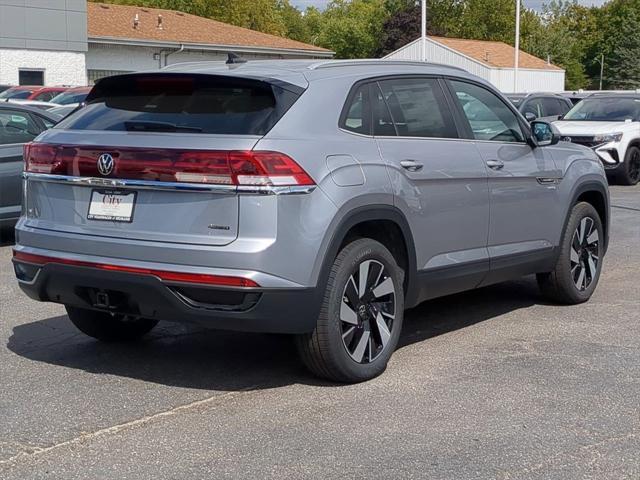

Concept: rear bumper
[[13, 254, 321, 334]]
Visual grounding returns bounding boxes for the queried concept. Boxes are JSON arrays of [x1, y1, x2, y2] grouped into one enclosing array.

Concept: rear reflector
[[13, 251, 259, 288], [23, 144, 314, 187]]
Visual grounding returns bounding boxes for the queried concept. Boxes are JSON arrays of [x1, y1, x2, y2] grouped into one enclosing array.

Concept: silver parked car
[[13, 60, 609, 382], [0, 103, 58, 229]]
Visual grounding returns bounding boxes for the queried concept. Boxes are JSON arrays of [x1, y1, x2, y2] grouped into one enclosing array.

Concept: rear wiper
[[124, 121, 202, 133]]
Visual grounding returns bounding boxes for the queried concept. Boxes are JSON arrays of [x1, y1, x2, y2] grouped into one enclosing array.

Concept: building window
[[88, 69, 132, 84], [19, 70, 44, 86]]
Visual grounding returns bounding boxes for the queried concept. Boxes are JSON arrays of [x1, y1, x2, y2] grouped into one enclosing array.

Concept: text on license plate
[[87, 190, 136, 222]]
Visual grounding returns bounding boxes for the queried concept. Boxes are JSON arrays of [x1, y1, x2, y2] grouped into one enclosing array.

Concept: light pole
[[421, 0, 427, 62], [595, 53, 605, 90], [513, 0, 520, 92]]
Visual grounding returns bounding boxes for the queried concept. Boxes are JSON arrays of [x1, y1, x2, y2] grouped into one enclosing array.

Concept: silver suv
[[13, 60, 609, 382]]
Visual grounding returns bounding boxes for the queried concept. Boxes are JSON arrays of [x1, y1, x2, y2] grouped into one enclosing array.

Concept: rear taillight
[[24, 144, 314, 187]]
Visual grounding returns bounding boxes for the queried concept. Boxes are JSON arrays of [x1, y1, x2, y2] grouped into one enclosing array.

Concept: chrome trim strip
[[23, 173, 316, 195]]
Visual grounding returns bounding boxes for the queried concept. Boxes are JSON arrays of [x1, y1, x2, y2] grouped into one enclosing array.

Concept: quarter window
[[341, 84, 370, 135], [449, 80, 525, 143], [376, 78, 457, 138]]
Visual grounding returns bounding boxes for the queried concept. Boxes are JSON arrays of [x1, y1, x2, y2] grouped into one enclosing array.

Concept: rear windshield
[[58, 74, 302, 135]]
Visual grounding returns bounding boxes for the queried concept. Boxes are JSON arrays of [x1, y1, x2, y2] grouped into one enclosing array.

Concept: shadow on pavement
[[7, 277, 546, 391]]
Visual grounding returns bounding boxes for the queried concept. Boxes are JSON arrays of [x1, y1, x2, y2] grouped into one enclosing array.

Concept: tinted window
[[542, 97, 564, 117], [450, 81, 525, 143], [50, 91, 89, 105], [376, 78, 457, 138], [341, 84, 370, 135], [0, 110, 40, 145], [33, 91, 56, 102], [61, 74, 301, 135], [522, 98, 544, 118]]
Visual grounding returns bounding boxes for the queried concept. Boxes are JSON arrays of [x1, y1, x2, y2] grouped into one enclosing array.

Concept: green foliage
[[90, 0, 640, 89]]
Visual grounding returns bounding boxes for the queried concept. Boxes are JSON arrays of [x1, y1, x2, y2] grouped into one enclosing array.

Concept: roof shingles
[[431, 36, 561, 71], [87, 2, 330, 53]]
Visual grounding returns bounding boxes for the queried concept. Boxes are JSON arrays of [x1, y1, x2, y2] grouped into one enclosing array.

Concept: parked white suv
[[554, 94, 640, 185]]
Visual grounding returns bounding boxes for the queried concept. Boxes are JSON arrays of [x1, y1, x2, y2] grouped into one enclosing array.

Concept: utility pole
[[514, 0, 520, 92], [598, 53, 605, 90], [421, 0, 427, 62]]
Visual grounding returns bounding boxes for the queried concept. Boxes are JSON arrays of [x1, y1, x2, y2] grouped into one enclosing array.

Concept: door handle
[[486, 159, 504, 170], [400, 160, 423, 172]]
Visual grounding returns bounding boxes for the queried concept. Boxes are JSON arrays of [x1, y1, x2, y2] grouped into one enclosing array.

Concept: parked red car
[[0, 86, 68, 102]]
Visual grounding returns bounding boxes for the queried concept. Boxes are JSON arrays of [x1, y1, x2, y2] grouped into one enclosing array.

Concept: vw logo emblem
[[97, 153, 115, 176]]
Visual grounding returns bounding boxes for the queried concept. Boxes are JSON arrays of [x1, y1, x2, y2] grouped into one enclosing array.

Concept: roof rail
[[308, 59, 467, 72]]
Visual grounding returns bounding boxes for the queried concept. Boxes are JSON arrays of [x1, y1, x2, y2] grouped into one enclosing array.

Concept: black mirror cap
[[525, 111, 537, 122], [531, 120, 561, 147]]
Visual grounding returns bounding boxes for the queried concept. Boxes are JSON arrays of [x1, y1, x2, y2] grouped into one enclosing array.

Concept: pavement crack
[[0, 387, 257, 468], [611, 204, 640, 212]]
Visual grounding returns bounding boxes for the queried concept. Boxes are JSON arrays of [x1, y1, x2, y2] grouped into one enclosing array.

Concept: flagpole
[[421, 0, 426, 62], [514, 0, 520, 92]]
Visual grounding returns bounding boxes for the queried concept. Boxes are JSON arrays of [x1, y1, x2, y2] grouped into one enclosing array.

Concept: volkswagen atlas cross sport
[[13, 60, 610, 383]]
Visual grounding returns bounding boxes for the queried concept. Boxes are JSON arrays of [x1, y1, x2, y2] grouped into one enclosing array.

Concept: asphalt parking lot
[[0, 185, 639, 479]]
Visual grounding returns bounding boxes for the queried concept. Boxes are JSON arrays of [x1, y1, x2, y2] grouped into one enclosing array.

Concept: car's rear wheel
[[537, 202, 604, 304], [618, 145, 640, 186], [296, 238, 404, 383], [66, 306, 158, 342]]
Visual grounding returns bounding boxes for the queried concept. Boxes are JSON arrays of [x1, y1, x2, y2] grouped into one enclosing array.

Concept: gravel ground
[[0, 185, 638, 479]]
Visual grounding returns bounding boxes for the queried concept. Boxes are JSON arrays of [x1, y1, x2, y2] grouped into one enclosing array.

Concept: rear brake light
[[24, 144, 314, 187], [13, 251, 259, 288]]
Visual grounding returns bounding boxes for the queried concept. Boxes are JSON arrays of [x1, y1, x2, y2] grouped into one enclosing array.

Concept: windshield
[[564, 97, 640, 122], [50, 91, 89, 105], [0, 89, 33, 100]]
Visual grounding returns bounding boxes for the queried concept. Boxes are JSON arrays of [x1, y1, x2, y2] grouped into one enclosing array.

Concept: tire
[[617, 145, 640, 186], [296, 238, 404, 383], [537, 202, 604, 304], [66, 306, 158, 342]]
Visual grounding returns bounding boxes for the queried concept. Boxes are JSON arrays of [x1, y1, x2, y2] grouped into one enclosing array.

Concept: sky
[[290, 0, 607, 10]]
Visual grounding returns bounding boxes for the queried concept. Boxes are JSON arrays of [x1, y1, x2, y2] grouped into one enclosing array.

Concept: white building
[[0, 1, 332, 87], [384, 36, 565, 93], [0, 0, 88, 86]]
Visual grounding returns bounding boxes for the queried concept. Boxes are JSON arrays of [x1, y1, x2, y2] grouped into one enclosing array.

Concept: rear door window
[[542, 97, 564, 117], [522, 98, 544, 118], [376, 78, 457, 138], [59, 74, 302, 135]]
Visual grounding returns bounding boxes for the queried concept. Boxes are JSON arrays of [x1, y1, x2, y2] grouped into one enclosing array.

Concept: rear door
[[372, 76, 490, 299], [446, 79, 562, 284], [0, 109, 43, 222], [23, 73, 301, 246]]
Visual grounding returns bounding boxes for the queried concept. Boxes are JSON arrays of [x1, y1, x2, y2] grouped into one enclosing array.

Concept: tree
[[604, 12, 640, 88], [313, 0, 391, 58]]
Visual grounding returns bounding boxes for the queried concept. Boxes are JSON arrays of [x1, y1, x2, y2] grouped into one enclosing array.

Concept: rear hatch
[[23, 72, 303, 246]]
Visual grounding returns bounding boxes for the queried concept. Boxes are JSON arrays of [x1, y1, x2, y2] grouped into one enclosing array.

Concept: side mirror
[[531, 120, 560, 147], [525, 112, 537, 123]]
